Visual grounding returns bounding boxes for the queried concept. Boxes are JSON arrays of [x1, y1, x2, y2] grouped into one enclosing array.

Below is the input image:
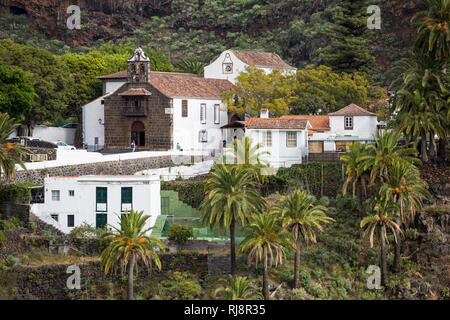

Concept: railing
[[122, 106, 148, 117]]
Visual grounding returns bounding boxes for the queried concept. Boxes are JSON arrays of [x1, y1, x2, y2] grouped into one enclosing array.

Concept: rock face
[[0, 0, 172, 46]]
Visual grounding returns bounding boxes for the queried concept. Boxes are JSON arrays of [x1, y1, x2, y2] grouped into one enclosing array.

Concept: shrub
[[69, 222, 97, 239], [160, 272, 202, 299], [6, 255, 16, 266], [291, 288, 314, 300], [335, 195, 357, 212], [406, 228, 419, 240], [0, 216, 24, 230], [0, 230, 5, 246], [161, 180, 206, 208], [167, 223, 194, 245], [21, 255, 29, 265], [0, 182, 32, 204], [319, 196, 330, 207]]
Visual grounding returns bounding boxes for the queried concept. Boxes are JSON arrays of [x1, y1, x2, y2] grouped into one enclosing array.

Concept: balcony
[[122, 106, 148, 117]]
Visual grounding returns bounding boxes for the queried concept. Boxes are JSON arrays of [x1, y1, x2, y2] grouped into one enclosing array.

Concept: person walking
[[131, 140, 136, 152]]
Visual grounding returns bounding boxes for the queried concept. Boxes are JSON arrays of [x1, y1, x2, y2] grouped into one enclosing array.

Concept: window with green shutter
[[161, 196, 170, 215], [121, 187, 132, 212], [96, 187, 107, 212], [96, 214, 107, 229]]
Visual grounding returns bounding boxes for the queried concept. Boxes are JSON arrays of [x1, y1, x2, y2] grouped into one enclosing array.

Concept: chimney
[[260, 108, 269, 118]]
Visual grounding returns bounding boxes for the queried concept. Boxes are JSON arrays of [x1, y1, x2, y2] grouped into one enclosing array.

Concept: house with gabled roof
[[82, 47, 295, 152]]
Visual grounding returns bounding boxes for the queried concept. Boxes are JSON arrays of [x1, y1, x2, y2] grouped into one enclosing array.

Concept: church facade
[[82, 48, 296, 152]]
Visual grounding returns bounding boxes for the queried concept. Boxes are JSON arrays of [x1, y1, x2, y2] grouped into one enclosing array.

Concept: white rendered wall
[[82, 95, 106, 151], [246, 129, 306, 168], [104, 80, 126, 95], [204, 50, 249, 84], [329, 115, 378, 139], [172, 98, 228, 152], [32, 176, 161, 235], [32, 126, 76, 145]]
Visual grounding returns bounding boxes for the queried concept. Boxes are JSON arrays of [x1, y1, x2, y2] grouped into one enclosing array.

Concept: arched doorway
[[131, 121, 145, 147]]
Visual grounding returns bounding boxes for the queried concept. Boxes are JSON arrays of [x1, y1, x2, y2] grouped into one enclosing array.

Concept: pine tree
[[319, 0, 375, 75]]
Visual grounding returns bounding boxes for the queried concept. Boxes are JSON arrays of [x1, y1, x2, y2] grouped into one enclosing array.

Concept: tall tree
[[221, 65, 295, 117], [379, 161, 431, 272], [360, 195, 402, 287], [270, 190, 334, 289], [0, 63, 35, 123], [101, 209, 164, 300], [200, 164, 266, 275], [238, 212, 292, 300], [318, 0, 375, 75], [412, 0, 450, 61]]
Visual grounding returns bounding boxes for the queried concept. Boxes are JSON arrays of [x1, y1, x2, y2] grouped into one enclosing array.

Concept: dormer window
[[344, 116, 353, 130]]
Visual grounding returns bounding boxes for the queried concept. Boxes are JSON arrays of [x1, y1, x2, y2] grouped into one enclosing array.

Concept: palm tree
[[221, 136, 271, 184], [100, 209, 165, 300], [360, 130, 420, 183], [176, 59, 207, 75], [390, 52, 449, 162], [412, 0, 450, 61], [200, 164, 266, 275], [360, 196, 402, 286], [379, 161, 431, 272], [238, 212, 292, 299], [214, 275, 262, 300], [270, 190, 334, 289], [341, 142, 371, 213], [0, 113, 29, 183]]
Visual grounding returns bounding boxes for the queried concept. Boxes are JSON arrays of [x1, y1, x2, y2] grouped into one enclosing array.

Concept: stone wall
[[15, 155, 182, 184], [26, 147, 57, 162], [0, 203, 30, 224]]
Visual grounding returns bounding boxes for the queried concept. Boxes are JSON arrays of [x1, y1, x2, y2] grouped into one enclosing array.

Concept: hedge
[[161, 180, 206, 209], [0, 182, 33, 204], [262, 162, 344, 198]]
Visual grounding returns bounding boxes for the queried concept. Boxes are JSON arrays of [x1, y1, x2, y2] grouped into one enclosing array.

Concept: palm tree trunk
[[438, 134, 447, 161], [356, 181, 364, 216], [127, 253, 135, 300], [294, 229, 301, 289], [420, 130, 429, 163], [429, 130, 436, 162], [230, 217, 236, 275], [262, 245, 269, 300], [380, 225, 388, 287], [393, 224, 401, 273]]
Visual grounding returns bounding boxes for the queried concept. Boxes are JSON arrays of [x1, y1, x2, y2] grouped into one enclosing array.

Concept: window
[[182, 100, 188, 117], [214, 104, 220, 124], [200, 103, 206, 124], [199, 130, 208, 143], [51, 190, 60, 201], [286, 132, 297, 148], [69, 190, 74, 197], [263, 131, 272, 147], [51, 214, 58, 222], [344, 116, 353, 129], [96, 187, 107, 212], [121, 187, 132, 212], [96, 214, 107, 229], [161, 196, 170, 215], [67, 215, 74, 227]]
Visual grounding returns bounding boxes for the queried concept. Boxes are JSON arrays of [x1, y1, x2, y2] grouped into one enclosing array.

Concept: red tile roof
[[245, 118, 308, 130], [119, 88, 152, 96], [231, 50, 296, 70], [98, 71, 233, 99], [280, 115, 330, 131], [328, 103, 376, 116], [149, 72, 233, 98]]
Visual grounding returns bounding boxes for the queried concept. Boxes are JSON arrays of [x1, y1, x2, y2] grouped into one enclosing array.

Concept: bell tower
[[127, 47, 150, 84]]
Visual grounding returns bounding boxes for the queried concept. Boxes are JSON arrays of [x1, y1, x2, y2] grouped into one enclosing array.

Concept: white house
[[245, 110, 311, 168], [82, 48, 296, 152], [204, 49, 296, 84], [281, 103, 379, 153], [31, 175, 161, 235]]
